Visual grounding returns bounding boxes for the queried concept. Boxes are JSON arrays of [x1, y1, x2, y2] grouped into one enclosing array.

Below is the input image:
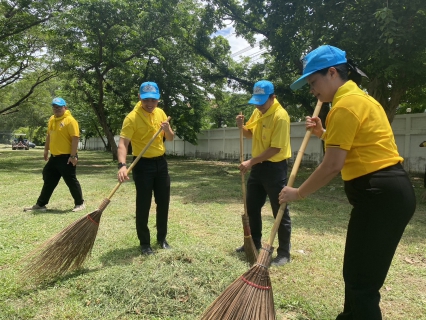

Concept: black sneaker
[[140, 245, 155, 255], [158, 240, 171, 249], [270, 255, 290, 267]]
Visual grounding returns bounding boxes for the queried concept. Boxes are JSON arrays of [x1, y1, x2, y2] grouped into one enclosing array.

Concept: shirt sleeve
[[68, 118, 80, 137], [47, 116, 53, 134], [326, 107, 360, 150], [158, 109, 167, 138], [270, 116, 290, 149], [245, 110, 258, 132], [120, 115, 135, 140]]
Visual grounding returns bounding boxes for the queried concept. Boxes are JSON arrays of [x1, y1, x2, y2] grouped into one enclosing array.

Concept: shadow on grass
[[99, 246, 141, 267], [0, 149, 117, 176], [168, 158, 242, 204], [231, 251, 257, 265], [28, 209, 71, 215], [3, 150, 426, 246], [14, 263, 101, 293], [19, 247, 140, 290], [115, 154, 426, 248]]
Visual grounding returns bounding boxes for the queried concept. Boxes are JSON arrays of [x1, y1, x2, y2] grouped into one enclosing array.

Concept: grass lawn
[[0, 145, 425, 320]]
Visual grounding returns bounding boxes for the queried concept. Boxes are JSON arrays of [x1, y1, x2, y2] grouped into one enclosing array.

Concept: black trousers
[[246, 160, 291, 257], [336, 163, 416, 320], [132, 156, 170, 246], [37, 155, 84, 206]]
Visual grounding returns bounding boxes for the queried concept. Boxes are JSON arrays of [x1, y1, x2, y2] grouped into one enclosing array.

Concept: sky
[[214, 26, 266, 62], [211, 26, 266, 96]]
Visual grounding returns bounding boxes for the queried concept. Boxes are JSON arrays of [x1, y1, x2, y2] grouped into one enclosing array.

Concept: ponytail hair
[[347, 59, 369, 86]]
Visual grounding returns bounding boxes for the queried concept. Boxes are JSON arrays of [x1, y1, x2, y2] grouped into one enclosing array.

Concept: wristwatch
[[117, 162, 127, 169], [70, 154, 78, 159]]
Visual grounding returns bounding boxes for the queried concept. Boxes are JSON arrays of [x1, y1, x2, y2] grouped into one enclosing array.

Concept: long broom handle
[[267, 100, 323, 246], [239, 112, 248, 217], [106, 116, 171, 200]]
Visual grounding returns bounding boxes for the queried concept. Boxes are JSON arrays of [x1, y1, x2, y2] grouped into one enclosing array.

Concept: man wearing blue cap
[[24, 97, 85, 212], [235, 80, 292, 266], [117, 81, 174, 255]]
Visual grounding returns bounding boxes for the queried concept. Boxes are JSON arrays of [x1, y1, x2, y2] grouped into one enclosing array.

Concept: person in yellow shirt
[[117, 82, 174, 255], [236, 80, 292, 267], [279, 45, 416, 320], [24, 97, 85, 212]]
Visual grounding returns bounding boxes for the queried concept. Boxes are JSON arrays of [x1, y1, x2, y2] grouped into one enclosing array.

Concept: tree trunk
[[89, 100, 118, 161], [94, 124, 108, 151], [366, 78, 405, 124], [104, 129, 117, 159], [386, 87, 405, 123]]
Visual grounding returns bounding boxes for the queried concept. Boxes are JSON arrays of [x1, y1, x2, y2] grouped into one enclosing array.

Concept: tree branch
[[0, 70, 57, 115]]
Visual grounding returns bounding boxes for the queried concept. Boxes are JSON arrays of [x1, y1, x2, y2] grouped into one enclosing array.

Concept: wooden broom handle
[[267, 100, 323, 246], [239, 112, 248, 216], [106, 116, 171, 200]]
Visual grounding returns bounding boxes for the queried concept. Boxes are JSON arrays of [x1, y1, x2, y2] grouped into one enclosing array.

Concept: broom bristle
[[201, 244, 275, 320], [242, 215, 258, 265], [21, 199, 110, 282]]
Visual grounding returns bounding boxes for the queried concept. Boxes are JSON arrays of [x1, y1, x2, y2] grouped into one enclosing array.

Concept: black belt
[[258, 159, 287, 164], [134, 155, 165, 161], [378, 162, 403, 171], [348, 162, 403, 182], [51, 154, 70, 157]]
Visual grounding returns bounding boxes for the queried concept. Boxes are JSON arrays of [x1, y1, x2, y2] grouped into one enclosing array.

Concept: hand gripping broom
[[239, 112, 258, 265], [201, 101, 323, 320], [21, 117, 171, 282]]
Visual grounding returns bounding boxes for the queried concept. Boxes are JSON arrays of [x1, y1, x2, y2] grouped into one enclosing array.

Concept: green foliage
[[205, 92, 253, 129], [0, 75, 63, 143], [207, 0, 426, 122], [0, 0, 59, 114], [4, 0, 425, 153], [396, 86, 426, 114], [32, 126, 47, 145], [41, 0, 240, 157]]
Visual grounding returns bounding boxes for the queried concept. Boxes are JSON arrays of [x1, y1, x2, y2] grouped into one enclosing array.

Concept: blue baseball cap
[[51, 97, 66, 107], [290, 45, 347, 91], [139, 81, 160, 100], [248, 80, 274, 105]]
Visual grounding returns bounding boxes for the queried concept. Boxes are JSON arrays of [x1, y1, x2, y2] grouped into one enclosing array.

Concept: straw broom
[[21, 117, 171, 282], [239, 111, 258, 265], [201, 101, 323, 320]]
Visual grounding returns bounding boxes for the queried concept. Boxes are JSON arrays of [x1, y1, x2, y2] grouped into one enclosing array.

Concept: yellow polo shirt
[[47, 110, 79, 155], [245, 99, 291, 162], [324, 80, 403, 181], [120, 102, 167, 157]]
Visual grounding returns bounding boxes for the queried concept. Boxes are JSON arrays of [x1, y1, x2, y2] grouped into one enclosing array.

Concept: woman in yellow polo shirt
[[279, 45, 416, 320]]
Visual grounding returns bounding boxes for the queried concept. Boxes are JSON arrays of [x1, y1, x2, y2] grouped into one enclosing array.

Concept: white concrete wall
[[391, 113, 426, 173], [79, 113, 426, 174]]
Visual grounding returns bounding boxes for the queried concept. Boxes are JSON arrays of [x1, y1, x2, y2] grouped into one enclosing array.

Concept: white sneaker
[[72, 203, 86, 212], [23, 204, 47, 212]]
